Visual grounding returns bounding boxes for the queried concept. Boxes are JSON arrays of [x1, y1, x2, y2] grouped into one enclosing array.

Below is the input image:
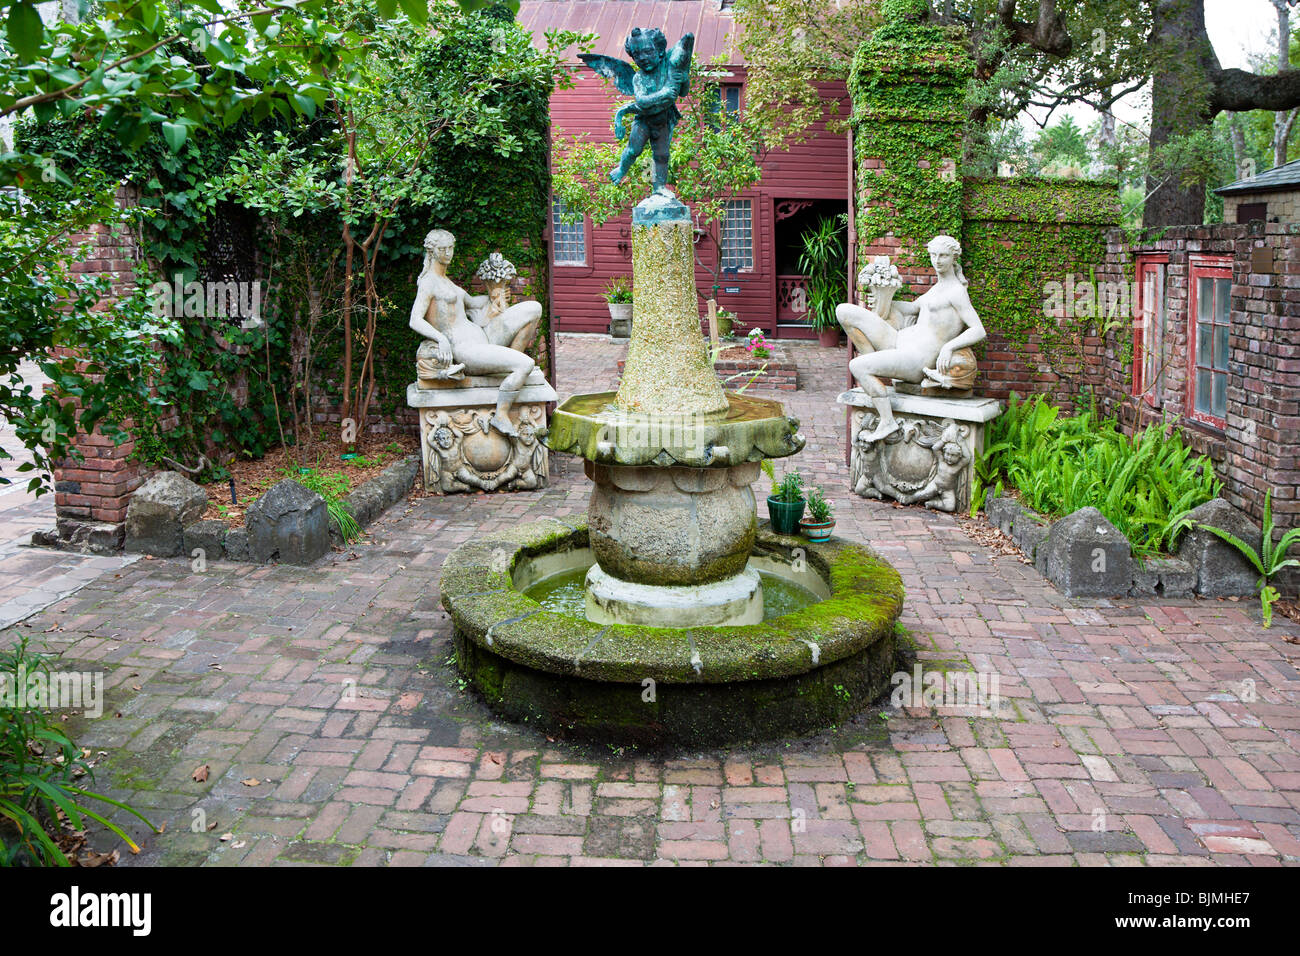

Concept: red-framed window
[[720, 198, 755, 273], [1132, 255, 1167, 406], [1187, 255, 1233, 428]]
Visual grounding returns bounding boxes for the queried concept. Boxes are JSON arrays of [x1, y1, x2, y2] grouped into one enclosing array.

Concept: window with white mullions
[[551, 198, 586, 266], [720, 199, 753, 272]]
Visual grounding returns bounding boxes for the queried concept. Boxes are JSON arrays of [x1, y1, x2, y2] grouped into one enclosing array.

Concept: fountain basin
[[541, 391, 804, 468], [440, 518, 905, 746]]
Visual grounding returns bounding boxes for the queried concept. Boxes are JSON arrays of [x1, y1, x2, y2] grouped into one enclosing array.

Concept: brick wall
[[1094, 221, 1300, 547]]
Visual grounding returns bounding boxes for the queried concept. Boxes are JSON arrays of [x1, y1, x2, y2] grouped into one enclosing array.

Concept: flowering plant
[[745, 327, 771, 359]]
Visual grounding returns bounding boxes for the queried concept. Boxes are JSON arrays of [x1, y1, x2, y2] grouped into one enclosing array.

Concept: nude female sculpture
[[837, 235, 987, 443], [408, 229, 542, 438]]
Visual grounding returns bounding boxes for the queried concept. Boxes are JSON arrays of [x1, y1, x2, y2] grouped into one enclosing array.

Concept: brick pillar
[[44, 186, 148, 551], [846, 13, 970, 292]]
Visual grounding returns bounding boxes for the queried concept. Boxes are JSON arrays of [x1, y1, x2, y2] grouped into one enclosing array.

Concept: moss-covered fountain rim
[[439, 517, 904, 685], [539, 391, 805, 468]]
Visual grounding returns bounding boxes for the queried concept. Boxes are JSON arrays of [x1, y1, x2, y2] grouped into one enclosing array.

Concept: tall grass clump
[[1, 637, 156, 865], [974, 393, 1221, 558]]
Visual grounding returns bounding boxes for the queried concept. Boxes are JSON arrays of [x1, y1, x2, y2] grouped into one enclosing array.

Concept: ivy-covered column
[[847, 0, 972, 293]]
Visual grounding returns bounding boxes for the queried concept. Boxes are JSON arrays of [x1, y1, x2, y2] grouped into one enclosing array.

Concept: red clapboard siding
[[520, 2, 849, 336]]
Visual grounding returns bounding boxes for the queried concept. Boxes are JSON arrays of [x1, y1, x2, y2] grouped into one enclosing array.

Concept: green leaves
[[397, 0, 428, 25], [981, 393, 1223, 558], [160, 120, 188, 153], [1191, 489, 1300, 628], [5, 2, 43, 61]]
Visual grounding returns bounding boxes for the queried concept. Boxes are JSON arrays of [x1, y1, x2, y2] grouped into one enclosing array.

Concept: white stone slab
[[407, 376, 557, 409], [836, 388, 1002, 423]]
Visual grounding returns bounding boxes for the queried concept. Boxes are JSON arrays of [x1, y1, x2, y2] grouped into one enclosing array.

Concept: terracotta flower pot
[[818, 327, 841, 347], [799, 517, 835, 542], [766, 495, 805, 535]]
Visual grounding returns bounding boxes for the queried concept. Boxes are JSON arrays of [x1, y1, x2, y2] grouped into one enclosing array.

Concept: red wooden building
[[517, 0, 850, 338]]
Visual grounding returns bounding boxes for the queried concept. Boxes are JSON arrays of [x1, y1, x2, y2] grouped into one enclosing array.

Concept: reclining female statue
[[408, 229, 543, 438], [836, 235, 986, 443]]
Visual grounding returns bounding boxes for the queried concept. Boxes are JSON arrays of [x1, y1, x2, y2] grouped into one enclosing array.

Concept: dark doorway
[[773, 198, 847, 338]]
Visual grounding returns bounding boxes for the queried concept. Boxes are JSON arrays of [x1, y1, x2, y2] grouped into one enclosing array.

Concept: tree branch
[[1213, 67, 1300, 113], [996, 0, 1072, 57]]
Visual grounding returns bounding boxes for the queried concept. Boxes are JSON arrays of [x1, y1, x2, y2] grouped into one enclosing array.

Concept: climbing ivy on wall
[[847, 12, 971, 276], [962, 178, 1121, 365], [847, 11, 1121, 370], [18, 5, 559, 472]]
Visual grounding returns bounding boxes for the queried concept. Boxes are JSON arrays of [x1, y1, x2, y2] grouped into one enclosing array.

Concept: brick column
[[43, 186, 150, 551]]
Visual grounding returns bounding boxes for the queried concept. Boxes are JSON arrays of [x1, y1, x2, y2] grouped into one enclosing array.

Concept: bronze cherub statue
[[578, 27, 694, 193]]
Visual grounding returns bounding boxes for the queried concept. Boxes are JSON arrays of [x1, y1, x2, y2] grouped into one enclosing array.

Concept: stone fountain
[[437, 26, 904, 745], [542, 190, 806, 628]]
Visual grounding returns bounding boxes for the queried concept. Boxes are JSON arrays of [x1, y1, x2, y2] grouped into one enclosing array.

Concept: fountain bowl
[[440, 517, 905, 746]]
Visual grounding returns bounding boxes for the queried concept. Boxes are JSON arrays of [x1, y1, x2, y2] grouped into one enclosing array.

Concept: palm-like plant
[[796, 214, 848, 332], [1190, 489, 1300, 628]]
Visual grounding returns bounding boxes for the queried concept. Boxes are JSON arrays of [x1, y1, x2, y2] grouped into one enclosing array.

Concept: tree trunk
[[1274, 0, 1294, 166], [1143, 0, 1220, 228], [1228, 112, 1248, 176]]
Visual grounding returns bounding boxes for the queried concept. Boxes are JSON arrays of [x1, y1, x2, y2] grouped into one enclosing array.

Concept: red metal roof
[[516, 1, 743, 65]]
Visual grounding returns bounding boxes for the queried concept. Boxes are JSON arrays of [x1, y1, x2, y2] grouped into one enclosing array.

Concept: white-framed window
[[551, 198, 586, 266], [720, 199, 754, 272]]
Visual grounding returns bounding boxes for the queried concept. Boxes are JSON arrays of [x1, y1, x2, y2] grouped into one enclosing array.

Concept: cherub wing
[[577, 54, 636, 96], [668, 33, 695, 97]]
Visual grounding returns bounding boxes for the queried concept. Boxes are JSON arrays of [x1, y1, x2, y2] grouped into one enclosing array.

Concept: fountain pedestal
[[584, 460, 762, 626], [539, 191, 804, 626]]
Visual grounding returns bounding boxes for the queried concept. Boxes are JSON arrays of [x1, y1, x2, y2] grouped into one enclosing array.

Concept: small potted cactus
[[799, 486, 835, 542], [761, 461, 805, 535]]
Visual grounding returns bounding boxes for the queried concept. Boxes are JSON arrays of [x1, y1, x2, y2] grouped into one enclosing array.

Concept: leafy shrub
[[976, 393, 1221, 557]]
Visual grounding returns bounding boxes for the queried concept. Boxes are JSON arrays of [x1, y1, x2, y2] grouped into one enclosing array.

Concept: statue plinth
[[837, 390, 1002, 513], [408, 372, 556, 495], [615, 193, 728, 417]]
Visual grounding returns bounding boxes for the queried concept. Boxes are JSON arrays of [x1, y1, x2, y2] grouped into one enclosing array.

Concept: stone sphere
[[585, 462, 758, 586], [462, 429, 512, 473]]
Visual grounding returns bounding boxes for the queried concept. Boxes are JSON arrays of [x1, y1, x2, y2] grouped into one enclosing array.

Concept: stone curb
[[177, 455, 420, 565], [983, 491, 1255, 600]]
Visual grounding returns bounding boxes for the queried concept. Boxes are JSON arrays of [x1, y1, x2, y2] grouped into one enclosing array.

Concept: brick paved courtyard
[[3, 336, 1299, 867]]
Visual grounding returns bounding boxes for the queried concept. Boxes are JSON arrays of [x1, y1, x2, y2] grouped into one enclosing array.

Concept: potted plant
[[761, 460, 805, 535], [799, 486, 835, 542], [603, 276, 633, 338], [797, 214, 848, 347], [716, 308, 736, 338]]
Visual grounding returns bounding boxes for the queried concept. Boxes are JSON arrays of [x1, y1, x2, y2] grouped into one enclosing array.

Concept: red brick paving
[[1, 334, 1297, 866]]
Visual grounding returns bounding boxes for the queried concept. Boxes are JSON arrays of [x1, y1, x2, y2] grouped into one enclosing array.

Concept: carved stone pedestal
[[407, 370, 557, 494], [837, 390, 1002, 513]]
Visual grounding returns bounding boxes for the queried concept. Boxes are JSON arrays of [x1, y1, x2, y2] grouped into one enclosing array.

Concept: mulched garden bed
[[199, 424, 419, 529]]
